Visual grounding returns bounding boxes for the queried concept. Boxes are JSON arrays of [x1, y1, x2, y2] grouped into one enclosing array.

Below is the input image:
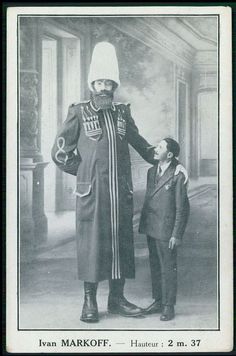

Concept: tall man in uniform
[[51, 42, 188, 323]]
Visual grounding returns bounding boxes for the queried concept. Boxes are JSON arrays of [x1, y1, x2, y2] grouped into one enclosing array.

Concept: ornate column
[[20, 69, 39, 158], [20, 18, 48, 261]]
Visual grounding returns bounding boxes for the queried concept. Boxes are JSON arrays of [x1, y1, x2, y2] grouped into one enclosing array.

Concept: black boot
[[108, 279, 143, 317], [160, 305, 175, 321], [80, 282, 99, 323]]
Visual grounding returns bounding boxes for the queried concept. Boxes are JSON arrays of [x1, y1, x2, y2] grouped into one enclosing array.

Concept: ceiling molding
[[103, 17, 194, 69], [180, 18, 217, 45], [157, 17, 217, 50], [41, 20, 78, 39], [104, 17, 217, 70]]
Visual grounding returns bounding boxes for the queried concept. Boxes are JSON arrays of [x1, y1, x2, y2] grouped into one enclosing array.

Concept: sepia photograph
[[6, 5, 233, 353]]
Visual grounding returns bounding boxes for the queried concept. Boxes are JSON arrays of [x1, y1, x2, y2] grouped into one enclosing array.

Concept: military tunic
[[51, 100, 154, 282]]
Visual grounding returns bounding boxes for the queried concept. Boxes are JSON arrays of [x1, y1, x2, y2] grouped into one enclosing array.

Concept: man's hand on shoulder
[[174, 164, 188, 184], [169, 237, 181, 249]]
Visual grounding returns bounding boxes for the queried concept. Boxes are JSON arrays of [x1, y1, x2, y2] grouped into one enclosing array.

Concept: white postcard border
[[6, 5, 233, 353]]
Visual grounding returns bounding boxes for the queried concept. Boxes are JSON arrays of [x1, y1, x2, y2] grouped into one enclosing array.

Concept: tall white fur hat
[[88, 42, 120, 91]]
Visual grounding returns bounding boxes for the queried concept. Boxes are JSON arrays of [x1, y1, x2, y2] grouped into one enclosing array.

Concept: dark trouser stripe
[[104, 110, 120, 279]]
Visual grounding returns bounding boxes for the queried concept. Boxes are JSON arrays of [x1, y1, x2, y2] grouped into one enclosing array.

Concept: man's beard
[[91, 90, 114, 110]]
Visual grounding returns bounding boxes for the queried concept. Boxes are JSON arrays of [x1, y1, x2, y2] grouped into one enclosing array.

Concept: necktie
[[156, 166, 162, 183]]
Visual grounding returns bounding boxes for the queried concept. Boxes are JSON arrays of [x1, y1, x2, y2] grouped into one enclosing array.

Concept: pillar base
[[20, 158, 49, 262]]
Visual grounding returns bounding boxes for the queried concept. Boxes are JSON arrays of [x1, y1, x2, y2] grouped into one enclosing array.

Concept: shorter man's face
[[154, 140, 169, 161], [93, 79, 114, 94]]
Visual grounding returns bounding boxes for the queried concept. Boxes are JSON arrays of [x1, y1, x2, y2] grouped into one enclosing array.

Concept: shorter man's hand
[[168, 237, 181, 249], [175, 164, 188, 184]]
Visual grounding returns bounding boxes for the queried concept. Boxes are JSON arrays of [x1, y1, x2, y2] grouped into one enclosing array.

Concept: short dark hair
[[163, 137, 180, 158]]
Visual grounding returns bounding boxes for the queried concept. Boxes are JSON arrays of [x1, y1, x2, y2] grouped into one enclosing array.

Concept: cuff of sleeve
[[61, 155, 80, 176]]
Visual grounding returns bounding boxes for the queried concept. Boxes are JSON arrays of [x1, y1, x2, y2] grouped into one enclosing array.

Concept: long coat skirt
[[51, 99, 154, 282]]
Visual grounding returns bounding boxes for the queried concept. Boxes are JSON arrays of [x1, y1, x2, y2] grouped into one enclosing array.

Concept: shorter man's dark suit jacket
[[139, 161, 190, 241], [139, 160, 190, 305]]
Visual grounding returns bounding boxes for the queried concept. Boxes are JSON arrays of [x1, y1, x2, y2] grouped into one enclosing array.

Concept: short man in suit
[[139, 138, 190, 321]]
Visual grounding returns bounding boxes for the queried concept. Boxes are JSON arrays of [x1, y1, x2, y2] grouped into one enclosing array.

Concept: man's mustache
[[94, 90, 113, 97]]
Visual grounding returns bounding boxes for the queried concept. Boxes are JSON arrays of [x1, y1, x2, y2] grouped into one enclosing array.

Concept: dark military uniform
[[51, 99, 154, 282]]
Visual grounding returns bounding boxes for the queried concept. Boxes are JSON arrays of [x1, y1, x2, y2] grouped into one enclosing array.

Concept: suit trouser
[[147, 235, 177, 306]]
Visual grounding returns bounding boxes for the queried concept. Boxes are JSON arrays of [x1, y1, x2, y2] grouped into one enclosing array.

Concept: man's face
[[154, 140, 171, 161], [93, 79, 114, 94]]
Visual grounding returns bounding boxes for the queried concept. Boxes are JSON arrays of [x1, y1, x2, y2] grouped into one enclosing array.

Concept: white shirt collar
[[158, 161, 172, 176]]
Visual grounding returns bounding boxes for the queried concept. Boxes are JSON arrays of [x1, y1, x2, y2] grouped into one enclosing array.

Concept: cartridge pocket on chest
[[117, 114, 126, 139], [82, 114, 102, 141]]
